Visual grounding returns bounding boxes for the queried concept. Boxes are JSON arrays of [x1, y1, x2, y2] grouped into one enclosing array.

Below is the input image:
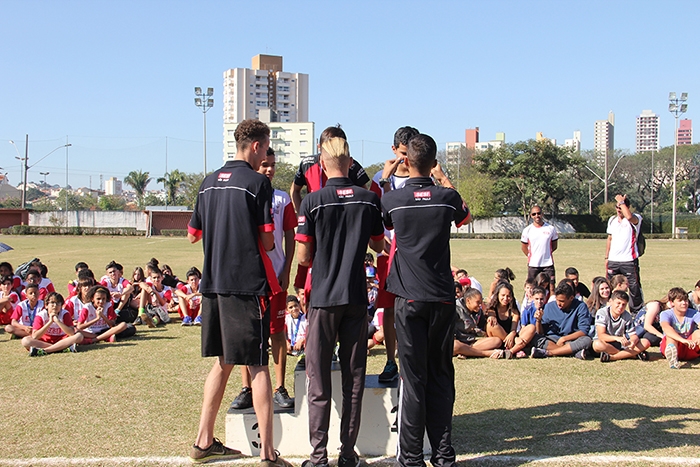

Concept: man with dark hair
[[187, 118, 291, 467], [530, 283, 593, 359], [565, 267, 590, 300], [289, 124, 370, 214], [521, 205, 558, 296], [296, 136, 384, 467], [606, 194, 644, 312], [381, 133, 470, 467]]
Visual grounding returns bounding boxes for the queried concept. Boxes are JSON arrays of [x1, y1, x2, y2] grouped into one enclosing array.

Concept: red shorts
[[179, 301, 201, 320], [269, 291, 286, 335], [660, 336, 700, 361], [40, 333, 69, 345], [0, 311, 11, 326], [375, 255, 396, 309]]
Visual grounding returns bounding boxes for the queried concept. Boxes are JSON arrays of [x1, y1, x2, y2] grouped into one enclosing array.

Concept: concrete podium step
[[226, 360, 413, 457]]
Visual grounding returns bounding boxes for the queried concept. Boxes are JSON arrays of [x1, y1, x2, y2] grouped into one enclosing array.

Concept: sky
[[1, 0, 697, 191]]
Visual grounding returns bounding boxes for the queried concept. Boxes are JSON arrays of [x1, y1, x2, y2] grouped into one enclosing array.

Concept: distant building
[[636, 109, 660, 152], [445, 142, 465, 165], [472, 131, 505, 152], [465, 128, 480, 149], [594, 111, 615, 165], [564, 130, 581, 152], [223, 54, 309, 124], [536, 132, 556, 145], [678, 119, 692, 145], [104, 177, 122, 196], [223, 109, 314, 167]]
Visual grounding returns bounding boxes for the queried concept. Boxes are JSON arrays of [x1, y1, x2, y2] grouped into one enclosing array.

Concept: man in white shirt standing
[[606, 194, 644, 313], [521, 205, 558, 296]]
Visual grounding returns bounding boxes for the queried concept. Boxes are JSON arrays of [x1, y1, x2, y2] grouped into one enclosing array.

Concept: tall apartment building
[[636, 109, 660, 152], [223, 54, 309, 124], [678, 119, 693, 145], [104, 177, 122, 196], [222, 54, 312, 166], [564, 130, 581, 152], [465, 128, 480, 149], [593, 111, 615, 165]]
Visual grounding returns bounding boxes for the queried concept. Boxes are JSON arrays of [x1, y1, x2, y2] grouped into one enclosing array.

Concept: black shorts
[[201, 293, 270, 366], [527, 265, 556, 284]]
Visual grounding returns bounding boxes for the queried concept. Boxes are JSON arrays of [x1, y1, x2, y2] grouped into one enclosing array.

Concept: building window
[[227, 141, 235, 147], [300, 141, 308, 147], [300, 129, 307, 135], [228, 130, 234, 136], [285, 142, 291, 146]]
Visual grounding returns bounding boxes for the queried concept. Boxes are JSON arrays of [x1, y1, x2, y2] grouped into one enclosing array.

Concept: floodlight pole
[[650, 149, 654, 234], [194, 87, 214, 175], [669, 92, 688, 239]]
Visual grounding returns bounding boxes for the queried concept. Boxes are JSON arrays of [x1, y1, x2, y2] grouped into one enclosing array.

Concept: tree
[[98, 195, 126, 211], [180, 172, 205, 209], [55, 189, 98, 211], [270, 162, 297, 193], [474, 139, 587, 217], [157, 169, 185, 205], [124, 170, 152, 209]]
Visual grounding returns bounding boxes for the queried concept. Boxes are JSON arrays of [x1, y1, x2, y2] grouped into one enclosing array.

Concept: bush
[[160, 229, 188, 237], [1, 225, 144, 236]]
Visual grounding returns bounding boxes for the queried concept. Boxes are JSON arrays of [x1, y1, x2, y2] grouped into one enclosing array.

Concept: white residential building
[[104, 177, 122, 196], [593, 111, 614, 165], [563, 130, 581, 152], [636, 109, 660, 152], [474, 140, 504, 151]]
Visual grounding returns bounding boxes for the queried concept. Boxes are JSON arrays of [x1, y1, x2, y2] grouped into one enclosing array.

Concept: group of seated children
[[450, 265, 700, 369]]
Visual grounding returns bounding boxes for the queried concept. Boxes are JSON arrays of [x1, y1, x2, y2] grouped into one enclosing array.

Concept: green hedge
[[1, 225, 144, 236], [160, 229, 188, 237]]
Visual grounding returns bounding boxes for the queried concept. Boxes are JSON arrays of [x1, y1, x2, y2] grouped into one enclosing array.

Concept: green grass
[[0, 236, 699, 466]]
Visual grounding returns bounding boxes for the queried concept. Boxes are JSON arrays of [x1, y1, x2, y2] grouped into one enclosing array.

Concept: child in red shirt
[[0, 275, 19, 326], [21, 292, 83, 356]]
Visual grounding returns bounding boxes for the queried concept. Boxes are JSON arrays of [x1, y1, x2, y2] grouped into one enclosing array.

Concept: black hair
[[565, 267, 579, 277], [267, 147, 275, 156], [106, 260, 123, 272], [531, 286, 546, 296], [146, 258, 161, 275], [554, 283, 574, 298], [610, 290, 629, 303], [0, 262, 12, 272], [558, 278, 576, 291], [26, 270, 41, 280], [407, 134, 437, 174], [487, 282, 519, 316], [75, 262, 89, 272], [393, 126, 420, 148], [286, 295, 300, 305], [535, 272, 550, 288], [24, 283, 39, 293], [87, 285, 110, 303], [39, 264, 48, 278], [454, 281, 463, 292], [463, 287, 482, 301], [78, 268, 95, 280], [45, 291, 64, 306], [186, 267, 202, 279], [496, 267, 516, 283], [1, 275, 13, 285]]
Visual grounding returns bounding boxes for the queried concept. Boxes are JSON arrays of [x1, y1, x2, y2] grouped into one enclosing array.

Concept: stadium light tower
[[194, 87, 214, 175], [669, 92, 688, 238]]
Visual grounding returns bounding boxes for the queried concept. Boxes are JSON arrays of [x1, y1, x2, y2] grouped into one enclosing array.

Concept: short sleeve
[[370, 195, 384, 240], [62, 312, 74, 327], [257, 178, 274, 233], [11, 304, 22, 320], [606, 217, 614, 235], [551, 225, 559, 241], [188, 191, 203, 238], [520, 226, 529, 244], [294, 197, 315, 244], [293, 161, 307, 187], [282, 202, 298, 231], [381, 198, 393, 231], [349, 161, 370, 187], [32, 315, 44, 330], [78, 308, 89, 324], [594, 309, 607, 328], [451, 192, 471, 228]]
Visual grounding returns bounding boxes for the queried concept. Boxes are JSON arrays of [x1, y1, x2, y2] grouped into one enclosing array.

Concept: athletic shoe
[[152, 316, 160, 326], [515, 351, 527, 359], [338, 453, 361, 467], [133, 316, 142, 325], [189, 437, 242, 464], [273, 386, 294, 409], [530, 347, 547, 359], [301, 460, 329, 467], [637, 350, 649, 362], [181, 316, 193, 326], [29, 347, 46, 357], [230, 387, 253, 410], [378, 360, 399, 383], [261, 451, 293, 467], [574, 349, 587, 360], [665, 343, 680, 369], [108, 335, 117, 343], [68, 343, 78, 353], [193, 316, 202, 326], [490, 349, 503, 359], [600, 352, 610, 363]]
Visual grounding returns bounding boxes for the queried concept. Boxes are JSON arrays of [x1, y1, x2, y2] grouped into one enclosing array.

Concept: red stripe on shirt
[[259, 223, 274, 233], [282, 203, 298, 231], [295, 233, 314, 243], [187, 224, 202, 239], [258, 238, 282, 296]]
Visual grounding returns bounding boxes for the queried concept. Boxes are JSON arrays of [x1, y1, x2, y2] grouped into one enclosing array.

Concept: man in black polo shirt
[[381, 133, 470, 467], [295, 136, 384, 467], [187, 119, 290, 467]]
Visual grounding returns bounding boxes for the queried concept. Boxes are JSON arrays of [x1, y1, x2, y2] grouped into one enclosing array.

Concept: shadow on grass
[[452, 401, 700, 461]]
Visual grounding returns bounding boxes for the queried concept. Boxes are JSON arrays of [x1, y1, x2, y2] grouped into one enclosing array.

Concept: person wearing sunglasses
[[521, 206, 558, 297]]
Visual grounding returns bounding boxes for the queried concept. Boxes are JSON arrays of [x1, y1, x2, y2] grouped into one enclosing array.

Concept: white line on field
[[1, 454, 699, 466]]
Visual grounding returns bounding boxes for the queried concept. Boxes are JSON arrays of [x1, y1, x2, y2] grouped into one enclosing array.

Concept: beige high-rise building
[[593, 111, 614, 165], [636, 109, 660, 152], [223, 54, 309, 124]]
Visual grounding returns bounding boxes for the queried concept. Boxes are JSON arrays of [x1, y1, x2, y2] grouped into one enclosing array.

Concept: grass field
[[0, 235, 699, 466]]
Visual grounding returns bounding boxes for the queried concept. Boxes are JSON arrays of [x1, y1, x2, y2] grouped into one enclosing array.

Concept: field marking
[[2, 454, 700, 466]]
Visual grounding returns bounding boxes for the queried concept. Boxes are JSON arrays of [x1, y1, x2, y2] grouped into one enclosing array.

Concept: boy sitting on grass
[[660, 287, 700, 369], [0, 275, 19, 327], [592, 290, 648, 362], [21, 292, 83, 356], [6, 283, 43, 339], [77, 286, 135, 343]]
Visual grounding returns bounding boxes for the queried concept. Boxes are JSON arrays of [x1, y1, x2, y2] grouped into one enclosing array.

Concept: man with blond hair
[[188, 118, 291, 467], [296, 133, 384, 467]]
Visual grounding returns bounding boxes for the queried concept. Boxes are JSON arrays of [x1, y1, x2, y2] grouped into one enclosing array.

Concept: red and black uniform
[[295, 177, 383, 466], [188, 160, 280, 365], [381, 176, 470, 467]]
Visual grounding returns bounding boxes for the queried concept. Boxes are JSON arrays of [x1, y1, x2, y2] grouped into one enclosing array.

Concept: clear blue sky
[[1, 0, 696, 190]]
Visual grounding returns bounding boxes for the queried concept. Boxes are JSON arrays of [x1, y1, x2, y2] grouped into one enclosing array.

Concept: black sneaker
[[261, 451, 294, 467], [301, 460, 329, 467], [600, 352, 610, 363], [574, 349, 587, 360], [378, 360, 399, 383], [230, 387, 253, 410], [273, 386, 294, 409], [189, 437, 242, 464], [338, 453, 361, 467]]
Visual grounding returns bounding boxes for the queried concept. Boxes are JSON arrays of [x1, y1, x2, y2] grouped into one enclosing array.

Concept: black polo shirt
[[295, 177, 384, 308], [189, 160, 278, 296], [382, 177, 471, 302], [293, 154, 370, 192]]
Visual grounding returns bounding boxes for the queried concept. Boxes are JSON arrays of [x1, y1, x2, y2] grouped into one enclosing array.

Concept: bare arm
[[260, 231, 275, 252], [369, 237, 384, 254], [279, 229, 296, 291], [521, 242, 529, 256], [644, 303, 664, 338], [187, 233, 200, 244], [615, 195, 638, 225], [297, 241, 312, 267], [605, 235, 611, 270]]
